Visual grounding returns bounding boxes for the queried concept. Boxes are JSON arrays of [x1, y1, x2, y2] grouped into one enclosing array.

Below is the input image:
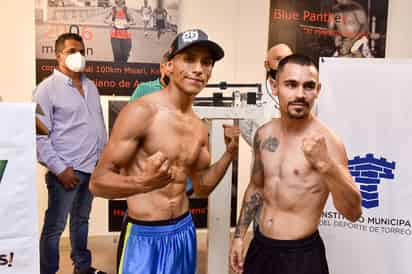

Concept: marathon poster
[[268, 0, 389, 64], [107, 100, 238, 230], [35, 0, 179, 96]]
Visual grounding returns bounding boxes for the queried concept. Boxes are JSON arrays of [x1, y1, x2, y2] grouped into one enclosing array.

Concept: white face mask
[[65, 52, 86, 73]]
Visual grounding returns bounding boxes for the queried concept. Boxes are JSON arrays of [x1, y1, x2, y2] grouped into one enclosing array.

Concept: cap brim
[[172, 40, 224, 62]]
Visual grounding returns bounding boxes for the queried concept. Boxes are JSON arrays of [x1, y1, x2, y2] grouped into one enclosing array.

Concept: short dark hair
[[54, 33, 84, 53], [161, 51, 170, 64], [277, 54, 318, 78]]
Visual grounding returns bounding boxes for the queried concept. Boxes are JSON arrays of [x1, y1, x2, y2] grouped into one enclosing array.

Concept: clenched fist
[[138, 151, 174, 191], [223, 124, 240, 155], [302, 136, 332, 173]]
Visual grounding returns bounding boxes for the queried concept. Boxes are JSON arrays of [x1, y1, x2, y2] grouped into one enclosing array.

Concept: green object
[[0, 160, 8, 183], [130, 78, 163, 102]]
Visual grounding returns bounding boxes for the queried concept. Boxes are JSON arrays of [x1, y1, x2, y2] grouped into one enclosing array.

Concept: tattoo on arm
[[234, 226, 242, 238], [261, 137, 279, 152], [251, 136, 263, 175], [234, 192, 263, 238], [251, 158, 263, 175], [253, 135, 261, 151]]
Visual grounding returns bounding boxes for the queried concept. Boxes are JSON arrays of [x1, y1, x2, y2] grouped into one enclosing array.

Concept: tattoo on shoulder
[[261, 137, 279, 152]]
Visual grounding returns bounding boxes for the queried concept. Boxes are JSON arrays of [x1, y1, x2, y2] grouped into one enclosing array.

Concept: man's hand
[[302, 136, 332, 173], [57, 167, 80, 190], [138, 151, 176, 191], [230, 238, 244, 273], [223, 124, 240, 155]]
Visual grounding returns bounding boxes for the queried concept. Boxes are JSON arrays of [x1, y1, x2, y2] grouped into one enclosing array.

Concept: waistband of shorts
[[255, 228, 322, 249], [126, 212, 193, 235]]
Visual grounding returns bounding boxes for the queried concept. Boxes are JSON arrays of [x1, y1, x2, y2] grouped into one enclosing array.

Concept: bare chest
[[261, 139, 324, 194], [142, 112, 209, 167]]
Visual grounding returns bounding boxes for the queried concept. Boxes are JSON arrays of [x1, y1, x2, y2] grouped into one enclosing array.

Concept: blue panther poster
[[268, 0, 389, 64]]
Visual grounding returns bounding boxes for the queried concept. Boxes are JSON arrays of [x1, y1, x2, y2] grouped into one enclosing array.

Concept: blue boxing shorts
[[118, 212, 196, 274]]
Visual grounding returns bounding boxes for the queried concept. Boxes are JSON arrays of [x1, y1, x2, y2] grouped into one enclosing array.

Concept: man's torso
[[258, 118, 335, 240], [126, 93, 210, 221]]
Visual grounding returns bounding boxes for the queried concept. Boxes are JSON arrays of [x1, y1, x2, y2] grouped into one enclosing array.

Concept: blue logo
[[348, 153, 396, 209]]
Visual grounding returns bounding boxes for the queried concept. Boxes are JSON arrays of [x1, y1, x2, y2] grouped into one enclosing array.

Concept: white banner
[[0, 103, 39, 274], [318, 58, 412, 274]]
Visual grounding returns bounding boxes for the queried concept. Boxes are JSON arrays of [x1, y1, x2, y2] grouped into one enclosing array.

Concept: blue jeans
[[40, 171, 93, 274]]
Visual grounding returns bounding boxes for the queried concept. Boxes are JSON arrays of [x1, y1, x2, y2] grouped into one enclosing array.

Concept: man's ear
[[55, 52, 63, 65], [161, 60, 172, 80], [165, 60, 173, 74], [264, 60, 269, 71], [315, 82, 322, 98], [270, 78, 278, 96]]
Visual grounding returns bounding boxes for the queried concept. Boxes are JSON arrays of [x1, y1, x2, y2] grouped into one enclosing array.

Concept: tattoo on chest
[[261, 137, 279, 152]]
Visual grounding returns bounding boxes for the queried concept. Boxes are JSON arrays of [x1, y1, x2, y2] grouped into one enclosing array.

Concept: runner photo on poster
[[35, 0, 179, 96], [268, 0, 388, 63]]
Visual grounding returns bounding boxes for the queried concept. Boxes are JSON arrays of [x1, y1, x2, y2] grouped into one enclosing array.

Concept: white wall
[[1, 0, 412, 236], [386, 1, 412, 57]]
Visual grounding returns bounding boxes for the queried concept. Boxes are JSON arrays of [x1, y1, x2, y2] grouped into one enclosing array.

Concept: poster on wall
[[107, 100, 238, 230], [0, 104, 38, 274], [268, 0, 388, 63], [35, 0, 179, 96], [318, 58, 412, 274]]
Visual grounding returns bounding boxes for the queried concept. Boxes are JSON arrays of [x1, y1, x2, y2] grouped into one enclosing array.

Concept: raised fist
[[302, 136, 331, 172]]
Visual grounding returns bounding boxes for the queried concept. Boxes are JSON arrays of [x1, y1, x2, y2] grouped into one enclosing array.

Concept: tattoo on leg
[[261, 137, 279, 152]]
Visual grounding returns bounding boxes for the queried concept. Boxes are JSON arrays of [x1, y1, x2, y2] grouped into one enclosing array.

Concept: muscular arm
[[191, 124, 239, 197], [303, 134, 361, 222], [191, 150, 235, 197], [234, 131, 264, 240], [90, 102, 156, 199], [323, 142, 362, 222], [190, 125, 237, 197]]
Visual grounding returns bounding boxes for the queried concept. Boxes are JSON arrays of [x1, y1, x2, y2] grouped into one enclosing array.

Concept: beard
[[287, 110, 308, 119], [286, 99, 310, 119]]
